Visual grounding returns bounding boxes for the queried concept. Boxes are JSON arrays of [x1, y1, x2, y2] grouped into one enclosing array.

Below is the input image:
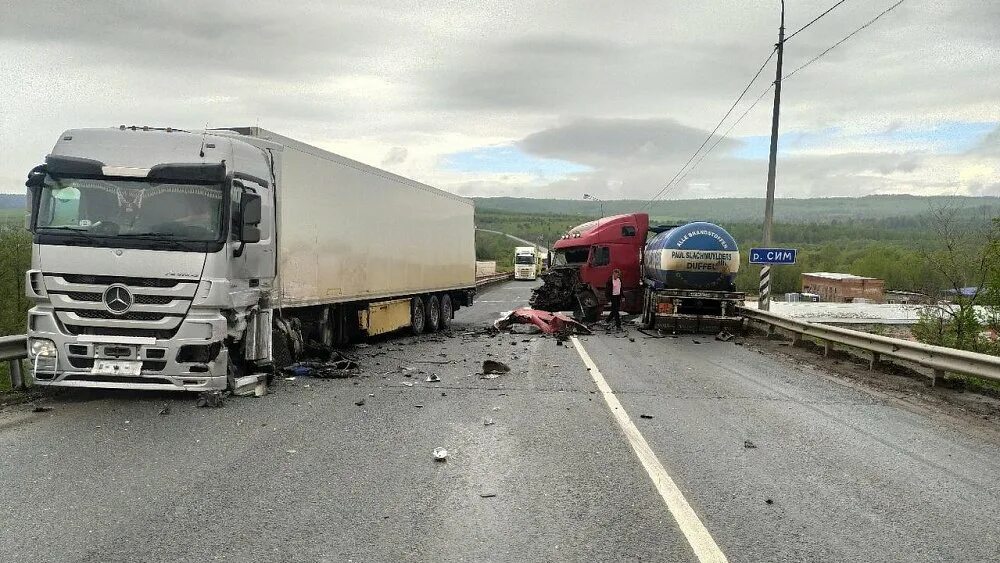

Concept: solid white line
[[570, 336, 729, 563]]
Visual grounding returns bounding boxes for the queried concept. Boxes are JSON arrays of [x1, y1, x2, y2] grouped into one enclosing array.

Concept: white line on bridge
[[570, 336, 729, 563]]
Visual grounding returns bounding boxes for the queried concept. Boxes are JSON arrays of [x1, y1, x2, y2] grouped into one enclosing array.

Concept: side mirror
[[239, 192, 262, 244], [24, 165, 46, 232]]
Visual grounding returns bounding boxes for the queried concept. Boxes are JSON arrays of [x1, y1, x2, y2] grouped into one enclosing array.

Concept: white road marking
[[570, 336, 729, 563]]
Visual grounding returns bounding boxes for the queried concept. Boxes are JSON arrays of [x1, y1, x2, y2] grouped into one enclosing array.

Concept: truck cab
[[535, 213, 648, 320], [513, 246, 538, 280], [23, 126, 274, 392]]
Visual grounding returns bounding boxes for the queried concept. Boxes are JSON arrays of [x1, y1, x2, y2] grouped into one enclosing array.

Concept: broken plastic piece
[[32, 406, 53, 413], [354, 398, 366, 406], [494, 307, 592, 336], [433, 447, 448, 461], [484, 417, 495, 426], [639, 414, 653, 419], [426, 374, 441, 382], [716, 330, 736, 342], [744, 440, 757, 449]]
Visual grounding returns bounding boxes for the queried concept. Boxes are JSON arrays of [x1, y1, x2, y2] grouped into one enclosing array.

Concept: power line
[[652, 85, 775, 205], [784, 0, 906, 80], [784, 0, 850, 42], [640, 47, 777, 210]]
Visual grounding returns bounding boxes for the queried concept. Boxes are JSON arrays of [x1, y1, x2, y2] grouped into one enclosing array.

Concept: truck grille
[[44, 273, 198, 339]]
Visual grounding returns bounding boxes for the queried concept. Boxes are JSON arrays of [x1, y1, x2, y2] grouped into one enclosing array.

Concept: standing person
[[609, 268, 622, 331]]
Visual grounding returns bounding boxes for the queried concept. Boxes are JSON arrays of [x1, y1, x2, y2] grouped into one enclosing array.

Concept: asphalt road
[[1, 280, 998, 562]]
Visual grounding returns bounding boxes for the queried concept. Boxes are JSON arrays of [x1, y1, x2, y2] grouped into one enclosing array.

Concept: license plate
[[91, 360, 142, 376]]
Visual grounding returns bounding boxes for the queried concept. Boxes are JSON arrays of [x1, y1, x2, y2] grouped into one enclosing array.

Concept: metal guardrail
[[475, 272, 514, 287], [0, 334, 28, 390], [739, 307, 1000, 385]]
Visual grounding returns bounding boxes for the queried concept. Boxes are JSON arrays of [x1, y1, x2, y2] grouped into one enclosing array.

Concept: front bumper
[[27, 305, 229, 392]]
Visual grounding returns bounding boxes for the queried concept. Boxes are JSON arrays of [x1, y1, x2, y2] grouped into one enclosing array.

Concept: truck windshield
[[35, 175, 224, 242], [515, 255, 535, 265], [552, 247, 589, 266]]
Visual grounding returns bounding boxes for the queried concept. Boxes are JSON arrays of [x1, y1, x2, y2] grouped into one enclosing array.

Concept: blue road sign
[[749, 247, 797, 265]]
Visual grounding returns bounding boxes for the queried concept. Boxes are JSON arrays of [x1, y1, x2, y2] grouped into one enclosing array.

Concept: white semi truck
[[23, 126, 476, 392], [513, 246, 538, 280]]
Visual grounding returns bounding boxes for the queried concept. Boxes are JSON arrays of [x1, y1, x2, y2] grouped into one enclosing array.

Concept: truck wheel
[[272, 327, 293, 370], [640, 289, 654, 329], [439, 294, 453, 329], [411, 297, 426, 335], [426, 295, 441, 332]]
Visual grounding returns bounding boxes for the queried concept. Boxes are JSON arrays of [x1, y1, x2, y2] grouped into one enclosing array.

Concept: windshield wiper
[[37, 226, 101, 245]]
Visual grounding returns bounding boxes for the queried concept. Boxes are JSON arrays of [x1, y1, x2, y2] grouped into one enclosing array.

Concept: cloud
[[519, 118, 737, 167], [2, 0, 1000, 202], [381, 146, 409, 167]]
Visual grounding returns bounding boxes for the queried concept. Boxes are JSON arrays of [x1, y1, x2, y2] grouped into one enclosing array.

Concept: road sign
[[749, 247, 797, 265]]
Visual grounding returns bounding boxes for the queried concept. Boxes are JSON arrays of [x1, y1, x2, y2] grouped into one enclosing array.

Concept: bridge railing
[[0, 334, 28, 390], [739, 307, 1000, 385], [475, 272, 514, 287]]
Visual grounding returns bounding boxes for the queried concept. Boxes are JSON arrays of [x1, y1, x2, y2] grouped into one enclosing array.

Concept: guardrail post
[[823, 341, 831, 357], [869, 352, 880, 372], [932, 369, 946, 387], [791, 332, 802, 347], [766, 324, 775, 339], [8, 359, 25, 390]]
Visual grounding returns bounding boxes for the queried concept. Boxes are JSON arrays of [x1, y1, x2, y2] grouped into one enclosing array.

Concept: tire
[[271, 327, 293, 370], [640, 289, 654, 329], [426, 295, 441, 332], [439, 294, 453, 330], [411, 297, 426, 335]]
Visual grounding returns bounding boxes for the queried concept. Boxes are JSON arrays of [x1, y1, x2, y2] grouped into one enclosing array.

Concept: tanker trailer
[[637, 221, 745, 333]]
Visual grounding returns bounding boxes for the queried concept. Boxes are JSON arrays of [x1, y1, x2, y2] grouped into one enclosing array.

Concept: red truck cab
[[549, 213, 649, 317]]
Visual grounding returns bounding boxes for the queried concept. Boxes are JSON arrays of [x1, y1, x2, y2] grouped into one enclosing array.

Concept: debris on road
[[158, 405, 171, 416], [744, 440, 757, 449], [433, 447, 448, 461], [494, 307, 591, 337], [354, 398, 366, 406], [692, 339, 702, 344], [480, 493, 497, 498], [32, 406, 53, 413], [482, 360, 510, 375], [284, 351, 360, 379], [484, 417, 495, 426], [716, 330, 736, 342], [402, 382, 414, 387], [425, 374, 441, 383], [639, 414, 654, 419], [765, 499, 774, 505], [196, 391, 225, 408]]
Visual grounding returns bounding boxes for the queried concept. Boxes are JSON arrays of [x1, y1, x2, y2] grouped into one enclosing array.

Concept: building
[[884, 290, 929, 305], [801, 272, 885, 303]]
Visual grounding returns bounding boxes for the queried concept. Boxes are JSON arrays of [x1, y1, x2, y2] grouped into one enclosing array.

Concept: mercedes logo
[[103, 284, 134, 315]]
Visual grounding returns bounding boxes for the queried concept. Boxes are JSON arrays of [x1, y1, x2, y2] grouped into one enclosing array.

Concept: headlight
[[29, 338, 56, 357]]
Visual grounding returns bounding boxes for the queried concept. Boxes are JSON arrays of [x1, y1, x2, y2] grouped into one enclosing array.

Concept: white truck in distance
[[24, 126, 476, 392], [513, 246, 538, 280]]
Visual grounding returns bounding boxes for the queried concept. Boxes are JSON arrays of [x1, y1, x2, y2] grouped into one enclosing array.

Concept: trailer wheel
[[426, 295, 441, 332], [411, 297, 427, 335], [439, 294, 453, 329]]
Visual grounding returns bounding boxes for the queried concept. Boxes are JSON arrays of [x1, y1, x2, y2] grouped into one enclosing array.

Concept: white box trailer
[[228, 128, 476, 307], [23, 125, 476, 392]]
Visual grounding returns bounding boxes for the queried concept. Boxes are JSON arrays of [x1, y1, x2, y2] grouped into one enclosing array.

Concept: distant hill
[[0, 194, 24, 209], [473, 195, 1000, 223]]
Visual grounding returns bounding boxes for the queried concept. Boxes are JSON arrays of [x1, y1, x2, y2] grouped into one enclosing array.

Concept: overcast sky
[[2, 0, 998, 200]]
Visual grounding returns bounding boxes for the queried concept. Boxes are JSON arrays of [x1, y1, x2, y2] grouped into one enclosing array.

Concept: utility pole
[[759, 0, 785, 311]]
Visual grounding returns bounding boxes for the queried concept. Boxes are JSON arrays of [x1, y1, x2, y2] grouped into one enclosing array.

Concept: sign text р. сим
[[749, 248, 797, 265]]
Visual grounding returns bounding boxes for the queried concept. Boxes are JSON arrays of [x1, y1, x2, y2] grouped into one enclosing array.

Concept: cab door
[[588, 245, 612, 303]]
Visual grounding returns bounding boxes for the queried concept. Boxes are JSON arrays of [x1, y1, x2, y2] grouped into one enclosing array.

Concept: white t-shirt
[[612, 278, 622, 296]]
